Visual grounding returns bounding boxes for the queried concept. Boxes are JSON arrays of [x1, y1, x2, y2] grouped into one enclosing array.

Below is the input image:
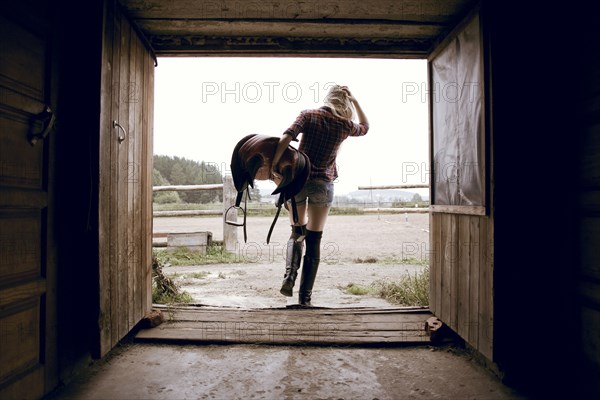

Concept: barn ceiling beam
[[118, 0, 479, 57], [149, 35, 431, 57]]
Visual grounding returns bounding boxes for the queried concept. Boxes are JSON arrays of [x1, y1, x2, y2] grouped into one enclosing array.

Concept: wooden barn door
[[0, 3, 58, 398], [428, 8, 495, 361], [97, 0, 154, 357]]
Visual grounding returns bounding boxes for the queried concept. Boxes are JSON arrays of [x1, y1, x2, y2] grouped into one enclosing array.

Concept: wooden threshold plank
[[156, 321, 426, 332], [137, 307, 432, 345], [136, 325, 429, 344], [166, 310, 431, 323], [140, 323, 428, 335]]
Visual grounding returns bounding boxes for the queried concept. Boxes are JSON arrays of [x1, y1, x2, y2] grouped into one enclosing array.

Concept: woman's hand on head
[[340, 86, 356, 102], [341, 86, 368, 125]]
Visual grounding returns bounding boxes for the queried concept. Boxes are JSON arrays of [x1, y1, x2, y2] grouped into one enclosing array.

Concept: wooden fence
[[152, 180, 430, 251], [357, 184, 430, 214], [153, 175, 237, 251]]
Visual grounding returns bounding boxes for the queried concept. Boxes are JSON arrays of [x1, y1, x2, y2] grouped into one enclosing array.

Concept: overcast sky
[[154, 57, 429, 196]]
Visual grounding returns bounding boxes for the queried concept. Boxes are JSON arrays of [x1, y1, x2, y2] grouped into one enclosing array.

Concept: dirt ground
[[154, 214, 430, 308], [47, 343, 526, 400], [46, 214, 527, 400]]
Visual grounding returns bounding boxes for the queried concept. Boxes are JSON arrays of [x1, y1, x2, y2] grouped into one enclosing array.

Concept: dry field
[[154, 213, 430, 262], [153, 213, 430, 308]]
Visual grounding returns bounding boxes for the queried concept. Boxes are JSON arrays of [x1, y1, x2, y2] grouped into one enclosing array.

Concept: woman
[[271, 85, 369, 306]]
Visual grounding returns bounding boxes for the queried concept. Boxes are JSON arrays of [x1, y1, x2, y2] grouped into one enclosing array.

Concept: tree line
[[153, 155, 223, 204], [153, 155, 260, 204]]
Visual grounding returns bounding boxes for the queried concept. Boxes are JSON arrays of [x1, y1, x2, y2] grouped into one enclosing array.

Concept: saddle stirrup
[[224, 189, 249, 243]]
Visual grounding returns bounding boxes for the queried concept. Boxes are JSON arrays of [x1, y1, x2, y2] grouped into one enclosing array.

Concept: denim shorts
[[292, 179, 334, 207]]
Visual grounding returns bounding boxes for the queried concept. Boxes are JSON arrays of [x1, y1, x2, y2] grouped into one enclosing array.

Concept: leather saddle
[[225, 134, 311, 243]]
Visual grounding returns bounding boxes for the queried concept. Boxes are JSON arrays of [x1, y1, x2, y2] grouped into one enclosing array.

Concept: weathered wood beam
[[120, 0, 470, 23], [363, 207, 429, 214], [153, 210, 222, 217], [136, 19, 445, 38], [149, 35, 432, 56], [429, 205, 486, 216], [153, 184, 223, 191]]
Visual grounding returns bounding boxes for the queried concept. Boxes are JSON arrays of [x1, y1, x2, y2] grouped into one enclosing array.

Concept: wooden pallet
[[135, 306, 432, 345]]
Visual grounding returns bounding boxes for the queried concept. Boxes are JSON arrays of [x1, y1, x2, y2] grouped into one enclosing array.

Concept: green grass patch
[[353, 257, 379, 263], [153, 245, 249, 266], [167, 271, 211, 287], [188, 271, 209, 279], [352, 256, 429, 266], [343, 283, 373, 295], [340, 267, 430, 306], [152, 289, 193, 304], [373, 267, 430, 306], [397, 257, 430, 266], [151, 256, 194, 304], [329, 207, 364, 215]]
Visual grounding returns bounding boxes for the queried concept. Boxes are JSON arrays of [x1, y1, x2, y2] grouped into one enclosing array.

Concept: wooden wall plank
[[117, 11, 131, 341], [450, 214, 459, 331], [440, 213, 451, 324], [430, 212, 492, 360], [137, 48, 148, 314], [468, 216, 480, 349], [428, 213, 437, 316], [431, 213, 442, 317], [98, 0, 115, 358], [439, 214, 448, 321], [108, 4, 122, 351], [478, 214, 493, 360], [144, 49, 154, 313], [133, 26, 144, 327], [127, 17, 137, 332], [457, 215, 471, 341], [441, 214, 455, 329], [140, 48, 149, 314], [435, 214, 442, 316]]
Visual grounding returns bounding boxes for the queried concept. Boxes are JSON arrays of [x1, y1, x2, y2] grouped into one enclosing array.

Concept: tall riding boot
[[280, 225, 305, 296], [298, 230, 322, 306]]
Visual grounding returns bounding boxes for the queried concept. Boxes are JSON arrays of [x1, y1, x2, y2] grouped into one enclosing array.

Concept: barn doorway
[[106, 0, 493, 362], [150, 57, 431, 310]]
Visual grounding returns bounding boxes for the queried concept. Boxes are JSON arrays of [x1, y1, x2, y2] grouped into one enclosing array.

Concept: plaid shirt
[[283, 106, 369, 182]]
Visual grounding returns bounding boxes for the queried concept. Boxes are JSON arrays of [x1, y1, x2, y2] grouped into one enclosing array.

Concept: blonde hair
[[324, 85, 354, 120]]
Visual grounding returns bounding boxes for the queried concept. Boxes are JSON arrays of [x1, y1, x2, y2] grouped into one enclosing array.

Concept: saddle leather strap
[[266, 201, 281, 244], [266, 195, 299, 244], [242, 191, 248, 242]]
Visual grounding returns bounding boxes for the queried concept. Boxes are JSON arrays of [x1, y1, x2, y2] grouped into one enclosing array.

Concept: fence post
[[222, 174, 238, 252]]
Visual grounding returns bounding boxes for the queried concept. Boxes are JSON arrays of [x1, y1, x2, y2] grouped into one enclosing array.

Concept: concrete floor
[[46, 343, 526, 400]]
